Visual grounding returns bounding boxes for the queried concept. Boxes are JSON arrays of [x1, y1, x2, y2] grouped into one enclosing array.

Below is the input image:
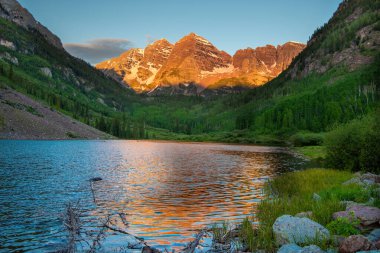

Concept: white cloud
[[64, 38, 133, 64]]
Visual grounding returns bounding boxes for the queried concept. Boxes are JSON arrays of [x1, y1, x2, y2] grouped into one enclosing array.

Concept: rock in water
[[90, 177, 103, 182], [273, 215, 330, 245], [339, 235, 371, 253], [278, 244, 302, 253]]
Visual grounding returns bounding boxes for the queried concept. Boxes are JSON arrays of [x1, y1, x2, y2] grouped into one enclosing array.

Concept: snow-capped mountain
[[96, 33, 305, 93]]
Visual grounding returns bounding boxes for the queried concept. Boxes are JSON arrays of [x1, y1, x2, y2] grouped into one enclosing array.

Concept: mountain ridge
[[96, 33, 305, 93]]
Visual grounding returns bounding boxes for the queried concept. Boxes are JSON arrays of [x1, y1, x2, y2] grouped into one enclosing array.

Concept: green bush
[[290, 132, 324, 147], [326, 215, 360, 236], [325, 111, 380, 173]]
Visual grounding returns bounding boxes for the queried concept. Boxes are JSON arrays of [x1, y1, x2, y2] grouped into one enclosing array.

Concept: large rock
[[339, 235, 372, 253], [40, 67, 52, 78], [278, 244, 302, 253], [299, 245, 325, 253], [273, 215, 330, 245], [333, 205, 380, 226], [343, 173, 380, 187], [367, 228, 380, 242], [277, 244, 325, 253]]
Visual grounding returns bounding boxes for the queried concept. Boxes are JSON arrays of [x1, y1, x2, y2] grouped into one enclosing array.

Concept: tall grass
[[240, 169, 355, 252]]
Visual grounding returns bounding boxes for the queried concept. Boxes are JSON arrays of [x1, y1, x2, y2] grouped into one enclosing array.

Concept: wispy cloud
[[64, 38, 133, 64]]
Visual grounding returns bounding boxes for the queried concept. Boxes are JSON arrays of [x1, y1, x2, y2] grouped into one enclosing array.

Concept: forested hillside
[[0, 0, 379, 145]]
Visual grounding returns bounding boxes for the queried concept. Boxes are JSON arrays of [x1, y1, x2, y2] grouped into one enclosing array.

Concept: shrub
[[326, 215, 360, 236], [290, 132, 324, 147], [325, 112, 380, 173]]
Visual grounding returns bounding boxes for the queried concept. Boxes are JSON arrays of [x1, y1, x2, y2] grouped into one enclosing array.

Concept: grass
[[295, 146, 326, 160], [240, 169, 357, 252]]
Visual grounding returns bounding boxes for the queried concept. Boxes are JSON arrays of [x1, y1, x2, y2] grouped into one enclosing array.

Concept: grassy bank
[[238, 168, 379, 252]]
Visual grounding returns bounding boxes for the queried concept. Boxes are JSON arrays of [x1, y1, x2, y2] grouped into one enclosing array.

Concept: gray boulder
[[339, 235, 372, 253], [278, 244, 302, 253], [273, 215, 330, 245], [333, 205, 380, 226], [40, 67, 52, 78], [277, 244, 325, 253], [299, 245, 325, 253], [367, 228, 380, 242]]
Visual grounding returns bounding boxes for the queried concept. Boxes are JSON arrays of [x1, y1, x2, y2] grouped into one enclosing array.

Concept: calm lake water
[[0, 140, 305, 252]]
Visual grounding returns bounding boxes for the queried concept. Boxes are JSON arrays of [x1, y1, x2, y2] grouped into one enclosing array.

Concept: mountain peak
[[0, 0, 62, 49], [149, 38, 171, 46], [178, 33, 213, 47], [97, 36, 305, 93]]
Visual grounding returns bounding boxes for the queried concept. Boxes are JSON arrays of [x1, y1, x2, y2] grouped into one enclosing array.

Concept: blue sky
[[19, 0, 342, 64]]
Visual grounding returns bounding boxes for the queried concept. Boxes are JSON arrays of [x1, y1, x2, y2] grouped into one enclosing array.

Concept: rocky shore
[[203, 171, 380, 253]]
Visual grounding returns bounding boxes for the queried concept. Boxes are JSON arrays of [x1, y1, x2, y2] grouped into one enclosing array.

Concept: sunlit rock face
[[96, 33, 305, 93]]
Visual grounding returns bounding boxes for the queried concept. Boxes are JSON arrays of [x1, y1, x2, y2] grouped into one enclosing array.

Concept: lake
[[0, 140, 305, 252]]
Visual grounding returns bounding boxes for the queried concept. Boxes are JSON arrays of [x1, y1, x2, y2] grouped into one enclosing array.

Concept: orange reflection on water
[[91, 141, 302, 249]]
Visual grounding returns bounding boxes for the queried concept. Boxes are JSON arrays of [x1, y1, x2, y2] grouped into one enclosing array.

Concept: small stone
[[339, 235, 371, 253], [361, 173, 380, 184], [278, 244, 302, 253], [313, 193, 322, 201]]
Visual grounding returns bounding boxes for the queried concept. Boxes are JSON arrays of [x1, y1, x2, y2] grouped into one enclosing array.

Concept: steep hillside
[[0, 0, 140, 139], [0, 87, 111, 139], [97, 33, 305, 93], [129, 0, 379, 140]]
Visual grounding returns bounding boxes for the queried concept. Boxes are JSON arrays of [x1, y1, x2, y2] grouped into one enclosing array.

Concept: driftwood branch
[[181, 230, 206, 253]]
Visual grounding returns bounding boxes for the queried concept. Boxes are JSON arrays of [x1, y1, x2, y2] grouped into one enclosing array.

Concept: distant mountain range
[[96, 33, 305, 93]]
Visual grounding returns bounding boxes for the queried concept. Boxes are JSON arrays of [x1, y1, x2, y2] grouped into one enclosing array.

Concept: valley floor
[[0, 86, 112, 140]]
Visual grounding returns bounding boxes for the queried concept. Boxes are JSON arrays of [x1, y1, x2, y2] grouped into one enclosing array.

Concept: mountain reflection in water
[[0, 140, 304, 252]]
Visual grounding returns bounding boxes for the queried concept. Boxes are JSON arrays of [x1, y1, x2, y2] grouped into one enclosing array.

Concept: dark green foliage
[[290, 132, 324, 147], [325, 110, 380, 173]]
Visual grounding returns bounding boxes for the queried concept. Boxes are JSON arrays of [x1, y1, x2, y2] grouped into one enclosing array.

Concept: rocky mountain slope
[[0, 0, 139, 139], [96, 33, 305, 93], [0, 87, 112, 139], [283, 0, 379, 80], [0, 0, 62, 48]]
